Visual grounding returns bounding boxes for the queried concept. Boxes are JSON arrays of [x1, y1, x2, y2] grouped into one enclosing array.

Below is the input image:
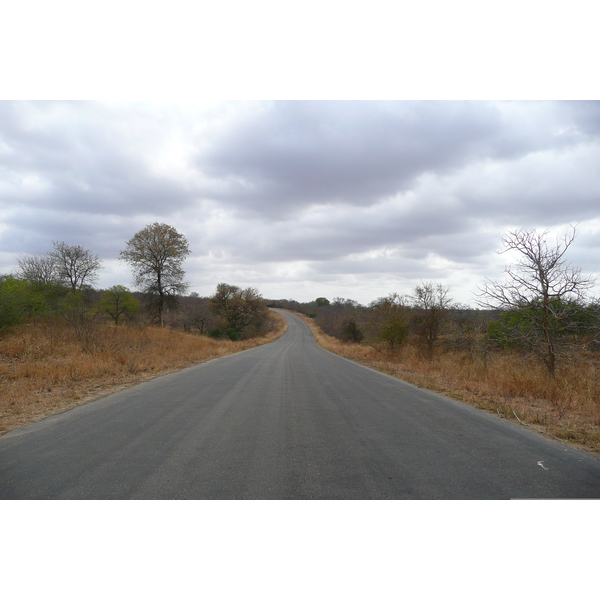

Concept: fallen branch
[[512, 409, 525, 425]]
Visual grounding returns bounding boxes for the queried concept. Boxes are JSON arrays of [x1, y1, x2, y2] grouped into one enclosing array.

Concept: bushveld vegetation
[[269, 228, 600, 452], [0, 225, 282, 433], [287, 307, 600, 452], [3, 225, 599, 452], [0, 305, 285, 434]]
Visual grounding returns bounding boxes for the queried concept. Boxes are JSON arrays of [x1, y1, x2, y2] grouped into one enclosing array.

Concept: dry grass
[[296, 312, 600, 454], [0, 311, 287, 434], [6, 308, 600, 454]]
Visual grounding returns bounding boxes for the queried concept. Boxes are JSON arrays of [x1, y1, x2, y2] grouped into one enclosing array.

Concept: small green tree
[[0, 276, 28, 331], [367, 293, 410, 353], [0, 276, 60, 331], [341, 318, 364, 343], [98, 285, 141, 324], [208, 327, 241, 341], [16, 251, 78, 317]]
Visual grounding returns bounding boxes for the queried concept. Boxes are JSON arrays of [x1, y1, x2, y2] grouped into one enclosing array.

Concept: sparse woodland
[[0, 224, 281, 433], [2, 225, 600, 451], [275, 301, 600, 452], [269, 229, 600, 452]]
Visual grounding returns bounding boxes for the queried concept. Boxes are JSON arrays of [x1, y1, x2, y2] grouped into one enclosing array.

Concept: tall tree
[[0, 275, 30, 331], [49, 242, 102, 291], [119, 223, 191, 327], [478, 227, 596, 376]]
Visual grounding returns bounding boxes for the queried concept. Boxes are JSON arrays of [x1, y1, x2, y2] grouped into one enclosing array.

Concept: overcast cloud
[[1, 100, 599, 305]]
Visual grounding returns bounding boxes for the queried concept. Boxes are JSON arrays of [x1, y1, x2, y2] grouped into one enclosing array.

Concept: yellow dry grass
[[296, 312, 600, 454], [0, 311, 287, 434]]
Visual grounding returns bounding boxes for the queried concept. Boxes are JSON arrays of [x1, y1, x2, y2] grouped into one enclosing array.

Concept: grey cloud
[[196, 101, 597, 218], [2, 100, 600, 306], [453, 144, 600, 226], [201, 197, 476, 268], [557, 101, 600, 137], [311, 254, 433, 278], [2, 207, 139, 257], [0, 102, 198, 217], [197, 101, 506, 214]]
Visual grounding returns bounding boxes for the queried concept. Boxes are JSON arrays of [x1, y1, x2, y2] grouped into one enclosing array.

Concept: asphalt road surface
[[1, 310, 600, 499]]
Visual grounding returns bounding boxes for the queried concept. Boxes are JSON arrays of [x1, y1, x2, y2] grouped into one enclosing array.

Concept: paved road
[[1, 310, 600, 499]]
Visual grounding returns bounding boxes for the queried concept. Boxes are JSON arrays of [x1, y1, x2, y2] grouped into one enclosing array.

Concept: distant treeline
[[3, 225, 599, 377], [267, 287, 600, 378], [0, 224, 275, 344]]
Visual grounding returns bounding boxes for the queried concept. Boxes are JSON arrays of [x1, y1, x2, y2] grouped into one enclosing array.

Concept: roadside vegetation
[[270, 228, 600, 453], [0, 223, 284, 434], [294, 312, 600, 453], [0, 311, 286, 434]]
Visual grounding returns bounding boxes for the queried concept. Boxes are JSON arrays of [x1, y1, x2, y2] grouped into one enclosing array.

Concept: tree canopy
[[210, 283, 267, 337], [119, 223, 191, 326], [98, 285, 141, 325]]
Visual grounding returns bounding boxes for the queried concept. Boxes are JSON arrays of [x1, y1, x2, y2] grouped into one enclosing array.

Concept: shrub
[[209, 283, 268, 337], [341, 318, 364, 343], [208, 327, 241, 341], [0, 276, 61, 331]]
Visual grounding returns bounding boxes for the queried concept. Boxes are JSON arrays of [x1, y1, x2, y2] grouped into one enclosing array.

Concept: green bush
[[0, 276, 27, 331], [380, 317, 410, 350], [208, 327, 241, 341], [97, 285, 141, 324], [341, 318, 364, 343], [0, 276, 62, 331]]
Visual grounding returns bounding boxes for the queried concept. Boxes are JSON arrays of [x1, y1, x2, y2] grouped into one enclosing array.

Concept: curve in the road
[[1, 309, 599, 499]]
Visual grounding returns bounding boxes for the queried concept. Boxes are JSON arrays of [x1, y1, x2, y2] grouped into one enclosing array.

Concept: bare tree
[[188, 299, 211, 334], [478, 226, 597, 376], [410, 281, 453, 359], [17, 254, 61, 285], [49, 242, 102, 291], [119, 223, 191, 327]]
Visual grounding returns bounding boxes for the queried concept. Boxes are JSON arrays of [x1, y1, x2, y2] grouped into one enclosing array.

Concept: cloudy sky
[[2, 3, 599, 307], [1, 99, 599, 306]]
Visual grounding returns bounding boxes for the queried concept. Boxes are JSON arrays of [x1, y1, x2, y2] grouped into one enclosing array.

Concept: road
[[1, 310, 600, 499]]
